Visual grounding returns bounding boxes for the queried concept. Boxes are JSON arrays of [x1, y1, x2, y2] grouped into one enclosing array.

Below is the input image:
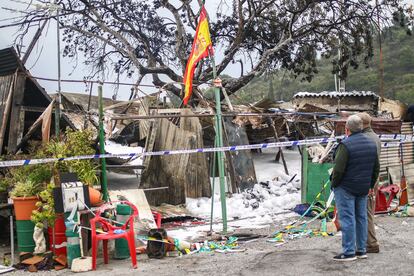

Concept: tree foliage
[[237, 25, 414, 104], [16, 0, 411, 103]]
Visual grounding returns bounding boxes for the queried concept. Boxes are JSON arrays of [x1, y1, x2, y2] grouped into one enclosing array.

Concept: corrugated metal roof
[[0, 47, 23, 76], [293, 91, 379, 98]]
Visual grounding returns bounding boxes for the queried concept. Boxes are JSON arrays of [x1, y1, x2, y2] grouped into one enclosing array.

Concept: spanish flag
[[183, 6, 213, 105]]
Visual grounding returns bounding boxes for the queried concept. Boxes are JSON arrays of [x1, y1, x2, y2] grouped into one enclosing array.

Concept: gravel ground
[[4, 215, 414, 276]]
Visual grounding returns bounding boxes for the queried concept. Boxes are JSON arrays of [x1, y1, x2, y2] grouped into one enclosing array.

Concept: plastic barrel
[[48, 216, 67, 256], [114, 204, 131, 259], [15, 220, 35, 253], [65, 212, 81, 268], [65, 228, 81, 268]]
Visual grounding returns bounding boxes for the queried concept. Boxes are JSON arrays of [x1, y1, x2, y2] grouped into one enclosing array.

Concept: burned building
[[0, 47, 74, 154]]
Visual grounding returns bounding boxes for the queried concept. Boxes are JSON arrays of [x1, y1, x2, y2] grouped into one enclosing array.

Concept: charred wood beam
[[20, 106, 46, 112]]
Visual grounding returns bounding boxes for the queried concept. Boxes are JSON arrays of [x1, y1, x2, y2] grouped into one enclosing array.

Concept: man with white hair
[[357, 112, 381, 253], [331, 115, 379, 261]]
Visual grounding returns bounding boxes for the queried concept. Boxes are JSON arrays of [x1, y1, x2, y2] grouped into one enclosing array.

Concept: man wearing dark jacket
[[331, 115, 379, 261], [357, 112, 381, 253]]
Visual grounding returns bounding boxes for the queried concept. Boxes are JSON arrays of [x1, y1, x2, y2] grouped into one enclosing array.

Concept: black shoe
[[367, 246, 380, 253], [356, 252, 367, 259], [333, 254, 357, 262]]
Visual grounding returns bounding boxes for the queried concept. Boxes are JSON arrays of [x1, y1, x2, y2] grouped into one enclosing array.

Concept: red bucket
[[48, 216, 67, 256]]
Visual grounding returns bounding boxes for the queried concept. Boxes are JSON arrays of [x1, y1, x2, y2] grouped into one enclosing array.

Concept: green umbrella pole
[[210, 52, 227, 234], [98, 84, 108, 202]]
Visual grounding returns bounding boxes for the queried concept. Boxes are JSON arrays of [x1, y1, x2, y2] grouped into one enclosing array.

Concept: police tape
[[0, 134, 413, 168]]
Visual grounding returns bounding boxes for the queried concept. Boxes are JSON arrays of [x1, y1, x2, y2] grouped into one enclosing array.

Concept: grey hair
[[346, 115, 363, 133], [357, 112, 372, 128]]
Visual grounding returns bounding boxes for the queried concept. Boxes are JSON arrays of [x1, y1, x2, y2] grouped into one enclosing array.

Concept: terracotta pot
[[88, 187, 103, 206], [12, 196, 39, 220]]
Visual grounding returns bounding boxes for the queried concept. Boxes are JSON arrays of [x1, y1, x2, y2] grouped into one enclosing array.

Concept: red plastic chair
[[91, 201, 138, 270]]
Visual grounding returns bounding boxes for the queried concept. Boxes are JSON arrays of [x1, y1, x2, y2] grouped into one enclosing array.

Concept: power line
[[0, 12, 29, 23], [0, 1, 126, 29], [32, 76, 163, 88]]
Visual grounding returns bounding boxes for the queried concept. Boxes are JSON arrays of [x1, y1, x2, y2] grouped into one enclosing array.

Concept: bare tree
[[14, 0, 410, 103]]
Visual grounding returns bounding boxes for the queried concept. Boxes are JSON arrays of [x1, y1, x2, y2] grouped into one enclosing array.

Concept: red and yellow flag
[[183, 6, 213, 105]]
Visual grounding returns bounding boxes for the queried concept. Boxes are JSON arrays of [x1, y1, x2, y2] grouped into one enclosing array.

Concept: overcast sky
[[0, 0, 413, 100]]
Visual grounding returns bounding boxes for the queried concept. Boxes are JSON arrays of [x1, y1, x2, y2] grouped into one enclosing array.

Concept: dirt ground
[[4, 215, 414, 276]]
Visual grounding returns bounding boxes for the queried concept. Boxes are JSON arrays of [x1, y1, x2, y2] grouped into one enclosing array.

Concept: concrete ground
[[6, 215, 414, 276]]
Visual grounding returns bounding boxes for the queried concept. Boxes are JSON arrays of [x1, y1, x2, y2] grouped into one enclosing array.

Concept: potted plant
[[10, 180, 43, 220], [5, 162, 52, 220], [41, 130, 101, 205]]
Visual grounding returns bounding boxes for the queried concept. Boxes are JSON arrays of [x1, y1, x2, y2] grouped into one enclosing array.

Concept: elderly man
[[357, 112, 381, 253], [331, 115, 379, 261]]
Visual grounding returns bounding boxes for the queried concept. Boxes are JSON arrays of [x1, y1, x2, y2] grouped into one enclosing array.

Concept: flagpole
[[209, 50, 228, 234]]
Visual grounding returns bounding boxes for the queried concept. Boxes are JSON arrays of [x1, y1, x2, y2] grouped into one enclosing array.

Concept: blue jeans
[[334, 186, 368, 255]]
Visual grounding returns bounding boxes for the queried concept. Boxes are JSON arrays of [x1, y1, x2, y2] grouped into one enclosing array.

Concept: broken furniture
[[91, 201, 138, 270], [375, 184, 400, 214]]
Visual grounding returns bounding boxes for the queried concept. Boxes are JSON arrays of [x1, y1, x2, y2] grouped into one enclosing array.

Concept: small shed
[[0, 47, 73, 154], [292, 91, 379, 113]]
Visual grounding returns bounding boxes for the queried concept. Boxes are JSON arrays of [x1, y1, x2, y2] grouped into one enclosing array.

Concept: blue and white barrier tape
[[0, 134, 412, 168]]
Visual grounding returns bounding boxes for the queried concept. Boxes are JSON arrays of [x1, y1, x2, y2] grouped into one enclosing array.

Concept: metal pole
[[98, 84, 109, 201], [109, 111, 336, 120], [10, 216, 14, 266], [210, 51, 227, 234], [55, 5, 61, 137], [209, 136, 217, 234], [52, 226, 56, 256]]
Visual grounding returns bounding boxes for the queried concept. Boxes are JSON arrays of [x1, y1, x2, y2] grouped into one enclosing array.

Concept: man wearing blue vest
[[331, 115, 380, 261]]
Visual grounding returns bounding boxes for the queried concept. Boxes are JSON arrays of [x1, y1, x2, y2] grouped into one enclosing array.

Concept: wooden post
[[22, 19, 48, 65], [7, 73, 26, 154], [55, 7, 62, 137], [0, 74, 16, 154], [269, 118, 289, 175]]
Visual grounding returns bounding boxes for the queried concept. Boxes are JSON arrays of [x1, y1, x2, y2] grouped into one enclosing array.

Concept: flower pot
[[88, 187, 103, 206], [12, 196, 39, 220]]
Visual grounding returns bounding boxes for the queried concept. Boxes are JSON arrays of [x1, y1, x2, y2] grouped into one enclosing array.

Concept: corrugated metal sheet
[[334, 119, 401, 135], [62, 111, 98, 135], [294, 91, 379, 99], [380, 122, 413, 179], [0, 47, 22, 77]]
